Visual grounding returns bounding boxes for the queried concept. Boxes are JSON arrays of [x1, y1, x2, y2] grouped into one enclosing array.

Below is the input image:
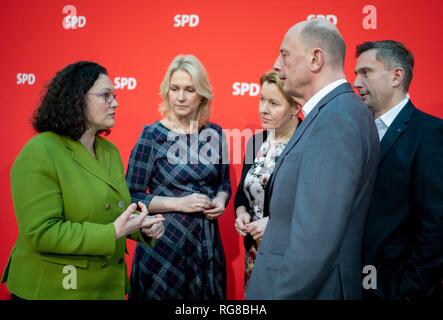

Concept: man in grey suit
[[246, 19, 380, 299]]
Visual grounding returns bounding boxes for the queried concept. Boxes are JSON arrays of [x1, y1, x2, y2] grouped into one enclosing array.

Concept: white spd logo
[[17, 73, 36, 85], [114, 77, 137, 90], [232, 82, 260, 96], [62, 5, 86, 30], [307, 14, 338, 26], [174, 14, 199, 27]]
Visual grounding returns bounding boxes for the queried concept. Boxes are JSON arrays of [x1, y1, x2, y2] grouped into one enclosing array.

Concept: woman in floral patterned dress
[[234, 70, 302, 291]]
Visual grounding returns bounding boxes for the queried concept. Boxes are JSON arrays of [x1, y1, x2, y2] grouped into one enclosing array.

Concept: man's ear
[[310, 48, 325, 72], [392, 67, 405, 88]]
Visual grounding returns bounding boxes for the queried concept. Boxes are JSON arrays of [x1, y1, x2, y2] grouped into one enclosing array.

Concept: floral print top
[[243, 138, 288, 221]]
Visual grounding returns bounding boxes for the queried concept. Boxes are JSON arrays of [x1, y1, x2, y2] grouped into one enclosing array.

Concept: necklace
[[167, 115, 196, 134]]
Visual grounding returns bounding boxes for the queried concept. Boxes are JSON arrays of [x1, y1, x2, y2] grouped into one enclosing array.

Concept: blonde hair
[[159, 55, 212, 125], [260, 70, 298, 106]]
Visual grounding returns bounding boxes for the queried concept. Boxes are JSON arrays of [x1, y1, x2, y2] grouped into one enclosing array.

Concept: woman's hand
[[203, 196, 226, 220], [141, 214, 165, 239], [113, 201, 149, 240], [176, 193, 212, 213], [136, 201, 165, 240], [246, 217, 269, 241], [235, 207, 251, 237]]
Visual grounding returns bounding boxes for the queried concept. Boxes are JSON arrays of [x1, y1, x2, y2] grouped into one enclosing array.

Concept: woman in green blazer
[[1, 62, 165, 300]]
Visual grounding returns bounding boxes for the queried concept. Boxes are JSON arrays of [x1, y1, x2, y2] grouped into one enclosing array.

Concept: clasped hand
[[179, 193, 226, 220], [235, 211, 269, 241], [114, 201, 165, 240]]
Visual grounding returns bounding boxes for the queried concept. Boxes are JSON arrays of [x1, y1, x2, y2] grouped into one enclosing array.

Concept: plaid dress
[[126, 121, 231, 300]]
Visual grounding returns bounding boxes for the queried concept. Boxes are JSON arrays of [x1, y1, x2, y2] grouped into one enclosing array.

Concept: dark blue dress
[[126, 121, 231, 300]]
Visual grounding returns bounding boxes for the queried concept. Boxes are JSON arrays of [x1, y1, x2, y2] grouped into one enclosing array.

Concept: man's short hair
[[356, 40, 414, 91], [298, 19, 346, 69]]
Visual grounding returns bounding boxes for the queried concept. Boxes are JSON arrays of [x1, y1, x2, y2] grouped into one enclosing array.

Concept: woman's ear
[[293, 102, 302, 115]]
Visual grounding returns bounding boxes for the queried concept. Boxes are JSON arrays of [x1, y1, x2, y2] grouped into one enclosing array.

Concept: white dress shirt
[[302, 79, 347, 117], [375, 94, 410, 141]]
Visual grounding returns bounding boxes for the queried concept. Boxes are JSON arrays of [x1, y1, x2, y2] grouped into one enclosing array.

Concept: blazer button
[[105, 203, 111, 211], [118, 258, 124, 264], [118, 200, 125, 209]]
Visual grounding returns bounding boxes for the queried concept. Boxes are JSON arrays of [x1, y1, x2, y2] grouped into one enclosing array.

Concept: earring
[[291, 114, 296, 119]]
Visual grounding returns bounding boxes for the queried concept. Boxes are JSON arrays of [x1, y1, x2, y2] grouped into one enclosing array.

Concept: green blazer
[[1, 132, 152, 299]]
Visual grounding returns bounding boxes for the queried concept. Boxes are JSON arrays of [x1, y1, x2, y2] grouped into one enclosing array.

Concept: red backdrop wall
[[1, 0, 443, 300]]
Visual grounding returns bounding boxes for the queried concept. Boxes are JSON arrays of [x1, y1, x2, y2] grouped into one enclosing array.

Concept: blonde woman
[[234, 70, 302, 291], [126, 55, 231, 300]]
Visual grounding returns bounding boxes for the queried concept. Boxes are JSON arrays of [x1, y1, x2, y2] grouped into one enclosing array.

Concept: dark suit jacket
[[363, 101, 443, 300], [246, 83, 380, 299]]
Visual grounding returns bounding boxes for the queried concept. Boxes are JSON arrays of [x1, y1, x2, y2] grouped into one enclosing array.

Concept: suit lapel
[[268, 83, 355, 194], [379, 102, 414, 163], [62, 136, 121, 193], [96, 139, 113, 178]]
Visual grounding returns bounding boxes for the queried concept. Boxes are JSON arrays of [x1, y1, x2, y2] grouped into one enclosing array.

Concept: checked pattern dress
[[126, 121, 231, 300]]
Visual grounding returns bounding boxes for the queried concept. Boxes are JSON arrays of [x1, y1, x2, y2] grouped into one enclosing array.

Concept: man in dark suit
[[246, 19, 379, 299], [354, 40, 443, 300]]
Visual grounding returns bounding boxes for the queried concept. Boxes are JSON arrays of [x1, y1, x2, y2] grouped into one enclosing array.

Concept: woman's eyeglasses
[[88, 92, 117, 104]]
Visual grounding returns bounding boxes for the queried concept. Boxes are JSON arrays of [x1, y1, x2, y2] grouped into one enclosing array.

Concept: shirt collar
[[302, 79, 347, 117], [377, 94, 410, 128]]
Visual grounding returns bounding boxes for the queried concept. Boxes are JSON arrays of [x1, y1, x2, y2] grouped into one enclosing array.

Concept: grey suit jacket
[[246, 83, 379, 299]]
